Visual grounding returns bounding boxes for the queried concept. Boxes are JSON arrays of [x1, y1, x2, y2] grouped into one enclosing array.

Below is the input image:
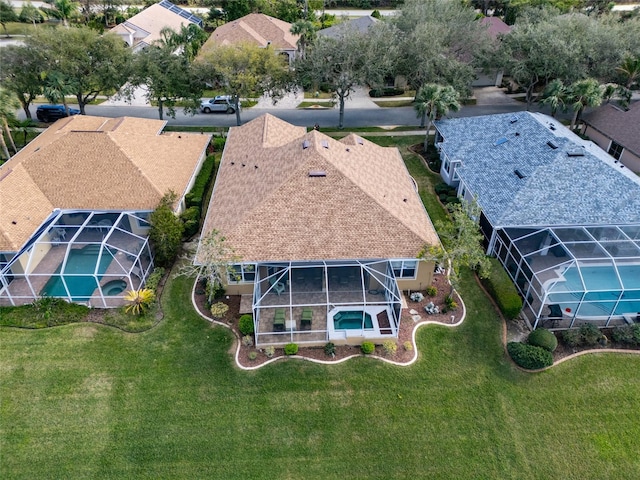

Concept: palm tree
[[290, 20, 316, 60], [0, 87, 19, 159], [42, 71, 75, 116], [616, 55, 640, 89], [414, 84, 460, 152], [566, 78, 603, 131], [539, 79, 567, 118], [11, 118, 36, 147], [53, 0, 78, 28]]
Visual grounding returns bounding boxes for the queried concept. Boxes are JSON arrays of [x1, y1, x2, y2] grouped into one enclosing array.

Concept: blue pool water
[[550, 265, 640, 316], [334, 311, 373, 330], [41, 245, 113, 301]]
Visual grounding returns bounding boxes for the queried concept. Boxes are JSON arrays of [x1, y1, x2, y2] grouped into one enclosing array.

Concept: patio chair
[[301, 308, 313, 329], [273, 309, 286, 332], [548, 304, 562, 318], [269, 277, 285, 295]]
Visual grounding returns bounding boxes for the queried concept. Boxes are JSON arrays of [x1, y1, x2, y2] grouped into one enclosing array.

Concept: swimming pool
[[40, 245, 113, 301], [333, 311, 374, 330], [549, 265, 640, 316]]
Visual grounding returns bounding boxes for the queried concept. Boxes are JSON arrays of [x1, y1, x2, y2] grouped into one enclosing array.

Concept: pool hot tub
[[333, 311, 373, 330]]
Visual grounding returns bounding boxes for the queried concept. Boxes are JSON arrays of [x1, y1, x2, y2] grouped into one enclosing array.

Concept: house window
[[134, 211, 151, 228], [459, 185, 466, 199], [391, 260, 417, 279], [608, 141, 623, 160], [227, 264, 256, 283], [444, 158, 450, 174]]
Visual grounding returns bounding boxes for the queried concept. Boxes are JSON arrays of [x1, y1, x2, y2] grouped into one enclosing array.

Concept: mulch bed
[[193, 273, 462, 368]]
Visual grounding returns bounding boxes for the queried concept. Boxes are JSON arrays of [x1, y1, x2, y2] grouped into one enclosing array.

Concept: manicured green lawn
[[2, 146, 640, 479]]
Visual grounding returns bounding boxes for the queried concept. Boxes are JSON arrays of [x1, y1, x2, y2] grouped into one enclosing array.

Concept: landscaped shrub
[[149, 192, 184, 268], [403, 340, 413, 351], [382, 340, 398, 357], [212, 136, 226, 152], [410, 291, 424, 302], [124, 288, 155, 316], [361, 341, 375, 354], [445, 195, 460, 205], [528, 328, 558, 352], [264, 346, 275, 358], [369, 87, 405, 97], [434, 182, 450, 195], [479, 257, 522, 319], [324, 342, 336, 356], [562, 323, 602, 347], [144, 267, 165, 292], [180, 206, 200, 238], [284, 343, 298, 355], [507, 342, 553, 370], [185, 154, 216, 210], [242, 335, 253, 347], [426, 286, 437, 296], [611, 324, 640, 345], [444, 295, 458, 310], [438, 193, 448, 202], [248, 351, 257, 361], [210, 302, 229, 320], [238, 314, 254, 335]]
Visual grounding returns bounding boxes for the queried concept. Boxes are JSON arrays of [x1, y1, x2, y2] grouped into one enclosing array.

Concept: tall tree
[[149, 192, 184, 269], [392, 0, 488, 96], [52, 0, 79, 27], [28, 27, 132, 114], [0, 45, 44, 119], [414, 84, 460, 152], [0, 0, 18, 36], [41, 71, 76, 115], [19, 2, 45, 26], [295, 32, 367, 129], [131, 44, 202, 120], [566, 78, 603, 130], [617, 55, 640, 90], [197, 42, 292, 126], [158, 24, 209, 61]]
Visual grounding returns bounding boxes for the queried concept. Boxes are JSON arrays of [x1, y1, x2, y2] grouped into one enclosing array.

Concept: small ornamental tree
[[149, 192, 184, 268], [210, 302, 229, 320]]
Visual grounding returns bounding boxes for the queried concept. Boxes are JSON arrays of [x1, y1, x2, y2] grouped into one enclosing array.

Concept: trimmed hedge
[[185, 154, 216, 211], [284, 343, 298, 355], [361, 341, 375, 354], [507, 342, 553, 370], [562, 323, 602, 347], [528, 328, 558, 352], [180, 206, 200, 238], [238, 314, 254, 335], [369, 87, 405, 98], [611, 324, 640, 345], [480, 257, 523, 319]]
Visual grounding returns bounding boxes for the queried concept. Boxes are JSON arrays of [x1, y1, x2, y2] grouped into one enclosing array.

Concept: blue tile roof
[[435, 112, 640, 227]]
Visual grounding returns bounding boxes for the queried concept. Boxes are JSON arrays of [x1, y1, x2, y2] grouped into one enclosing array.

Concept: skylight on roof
[[356, 137, 364, 145], [321, 140, 329, 149], [302, 140, 310, 149], [494, 137, 509, 146], [308, 170, 326, 177], [567, 149, 584, 157], [510, 116, 518, 124], [547, 141, 558, 149], [514, 169, 525, 179]]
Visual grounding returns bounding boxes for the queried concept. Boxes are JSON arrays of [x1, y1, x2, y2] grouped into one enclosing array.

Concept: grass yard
[[2, 144, 640, 479]]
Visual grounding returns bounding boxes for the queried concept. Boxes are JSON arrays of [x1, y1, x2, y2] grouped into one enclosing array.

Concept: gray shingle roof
[[435, 112, 640, 228], [317, 16, 378, 39]]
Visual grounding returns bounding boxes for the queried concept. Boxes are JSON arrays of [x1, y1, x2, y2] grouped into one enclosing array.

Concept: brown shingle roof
[[198, 114, 439, 263], [200, 13, 298, 53], [583, 102, 640, 157], [0, 115, 211, 252]]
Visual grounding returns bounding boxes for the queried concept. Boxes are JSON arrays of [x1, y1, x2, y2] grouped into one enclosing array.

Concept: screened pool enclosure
[[0, 210, 153, 307], [251, 260, 403, 347], [493, 225, 640, 329]]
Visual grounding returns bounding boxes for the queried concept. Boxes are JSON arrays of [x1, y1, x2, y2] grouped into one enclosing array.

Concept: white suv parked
[[200, 95, 239, 114]]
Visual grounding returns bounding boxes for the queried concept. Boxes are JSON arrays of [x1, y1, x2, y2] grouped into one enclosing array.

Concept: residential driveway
[[473, 86, 521, 106], [253, 88, 304, 109], [102, 85, 150, 107]]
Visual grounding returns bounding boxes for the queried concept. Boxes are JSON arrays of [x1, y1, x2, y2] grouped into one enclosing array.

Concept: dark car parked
[[36, 105, 81, 122]]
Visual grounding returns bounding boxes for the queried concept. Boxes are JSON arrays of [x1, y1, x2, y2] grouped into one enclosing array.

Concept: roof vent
[[494, 137, 509, 146], [321, 140, 329, 149], [567, 149, 584, 157], [302, 140, 310, 149], [510, 116, 518, 123], [308, 170, 326, 177], [356, 137, 364, 145], [549, 124, 556, 131], [547, 141, 558, 149], [514, 169, 525, 179]]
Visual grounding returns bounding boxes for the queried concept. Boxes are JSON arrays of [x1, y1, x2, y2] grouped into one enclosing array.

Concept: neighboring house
[[111, 0, 203, 52], [434, 112, 640, 330], [0, 115, 211, 307], [473, 16, 511, 88], [199, 13, 299, 65], [582, 101, 640, 173], [197, 114, 440, 347], [317, 15, 378, 39]]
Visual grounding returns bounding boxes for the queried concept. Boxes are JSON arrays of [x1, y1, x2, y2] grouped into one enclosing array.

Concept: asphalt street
[[23, 103, 537, 128]]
